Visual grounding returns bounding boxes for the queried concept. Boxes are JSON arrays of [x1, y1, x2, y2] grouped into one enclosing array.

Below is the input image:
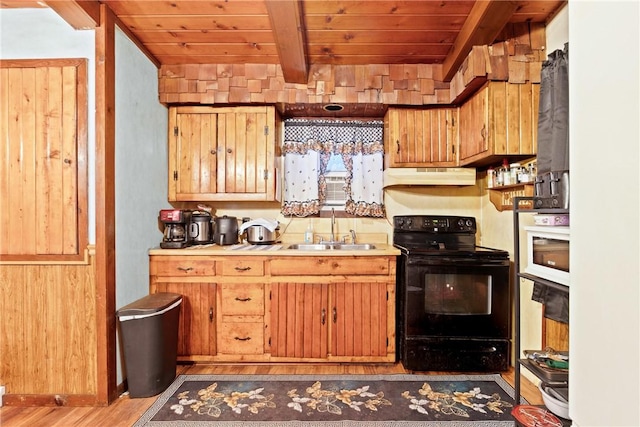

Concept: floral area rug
[[134, 374, 527, 427]]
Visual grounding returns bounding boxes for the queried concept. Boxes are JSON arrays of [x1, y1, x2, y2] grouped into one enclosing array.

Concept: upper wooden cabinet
[[458, 82, 539, 167], [384, 107, 458, 167], [168, 106, 279, 202]]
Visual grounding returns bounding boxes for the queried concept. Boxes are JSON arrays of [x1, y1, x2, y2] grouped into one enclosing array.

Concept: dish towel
[[238, 218, 280, 233]]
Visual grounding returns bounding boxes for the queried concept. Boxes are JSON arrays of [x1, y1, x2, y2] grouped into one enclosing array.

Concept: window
[[281, 119, 385, 218], [322, 154, 348, 209]]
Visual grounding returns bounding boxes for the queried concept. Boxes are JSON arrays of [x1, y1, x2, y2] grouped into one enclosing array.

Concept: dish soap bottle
[[304, 220, 314, 243]]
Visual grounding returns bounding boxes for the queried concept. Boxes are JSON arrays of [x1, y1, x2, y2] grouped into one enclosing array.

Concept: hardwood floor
[[0, 363, 542, 426]]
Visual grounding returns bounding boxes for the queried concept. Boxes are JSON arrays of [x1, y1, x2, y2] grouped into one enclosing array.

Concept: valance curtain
[[281, 119, 385, 217]]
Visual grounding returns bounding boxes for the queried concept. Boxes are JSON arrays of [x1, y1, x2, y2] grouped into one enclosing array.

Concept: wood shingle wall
[[158, 39, 546, 107]]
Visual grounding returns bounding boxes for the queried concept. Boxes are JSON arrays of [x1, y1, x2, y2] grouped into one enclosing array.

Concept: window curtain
[[281, 119, 385, 217]]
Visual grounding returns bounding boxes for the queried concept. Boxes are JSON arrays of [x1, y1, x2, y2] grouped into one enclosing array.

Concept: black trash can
[[116, 292, 182, 398]]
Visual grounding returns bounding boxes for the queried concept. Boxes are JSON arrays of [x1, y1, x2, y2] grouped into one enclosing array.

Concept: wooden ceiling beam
[[45, 0, 100, 29], [265, 0, 308, 84], [442, 0, 519, 82]]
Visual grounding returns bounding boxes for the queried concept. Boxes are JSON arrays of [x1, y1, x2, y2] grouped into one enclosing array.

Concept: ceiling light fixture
[[323, 104, 344, 112]]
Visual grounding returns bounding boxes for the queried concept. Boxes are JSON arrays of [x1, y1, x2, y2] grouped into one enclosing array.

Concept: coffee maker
[[159, 209, 192, 248]]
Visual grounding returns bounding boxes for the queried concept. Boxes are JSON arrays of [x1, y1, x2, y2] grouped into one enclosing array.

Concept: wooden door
[[385, 108, 458, 167], [270, 282, 329, 359], [459, 84, 490, 162], [0, 59, 88, 261], [331, 282, 388, 357], [168, 106, 276, 202], [152, 282, 217, 357]]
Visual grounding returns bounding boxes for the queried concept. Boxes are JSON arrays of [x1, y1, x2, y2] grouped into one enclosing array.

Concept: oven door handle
[[408, 257, 509, 266]]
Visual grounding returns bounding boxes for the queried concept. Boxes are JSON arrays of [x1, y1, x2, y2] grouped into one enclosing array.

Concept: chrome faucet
[[330, 208, 336, 242], [349, 229, 356, 244]]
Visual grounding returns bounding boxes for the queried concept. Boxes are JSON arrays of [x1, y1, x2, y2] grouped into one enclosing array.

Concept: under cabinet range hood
[[383, 167, 476, 187]]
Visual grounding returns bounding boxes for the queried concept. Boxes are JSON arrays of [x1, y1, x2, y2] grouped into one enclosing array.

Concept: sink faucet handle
[[349, 229, 356, 244]]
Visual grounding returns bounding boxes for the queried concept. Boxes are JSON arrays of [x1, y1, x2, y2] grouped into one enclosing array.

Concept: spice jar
[[509, 163, 521, 184], [487, 167, 496, 188]]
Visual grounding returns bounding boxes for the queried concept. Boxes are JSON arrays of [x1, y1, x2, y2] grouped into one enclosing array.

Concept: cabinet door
[[152, 282, 217, 357], [459, 85, 490, 163], [459, 82, 539, 166], [270, 282, 329, 359], [168, 106, 276, 202], [331, 282, 389, 357], [385, 108, 458, 167]]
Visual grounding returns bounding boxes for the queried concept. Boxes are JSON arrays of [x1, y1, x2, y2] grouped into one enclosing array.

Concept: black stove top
[[393, 215, 509, 259]]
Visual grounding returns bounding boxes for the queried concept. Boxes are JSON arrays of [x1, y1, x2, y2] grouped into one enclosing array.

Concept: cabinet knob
[[210, 149, 216, 155], [227, 148, 232, 154]]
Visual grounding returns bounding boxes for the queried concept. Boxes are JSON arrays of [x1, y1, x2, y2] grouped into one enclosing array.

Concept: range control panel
[[393, 215, 476, 233]]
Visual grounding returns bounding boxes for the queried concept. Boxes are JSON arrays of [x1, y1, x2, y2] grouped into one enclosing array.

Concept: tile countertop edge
[[148, 243, 401, 256]]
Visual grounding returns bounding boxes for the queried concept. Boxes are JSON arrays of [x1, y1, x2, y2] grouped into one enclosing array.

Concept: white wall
[[114, 27, 168, 382], [0, 8, 96, 243], [569, 2, 639, 426]]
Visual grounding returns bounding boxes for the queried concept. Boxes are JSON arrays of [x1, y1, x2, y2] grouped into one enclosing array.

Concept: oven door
[[401, 255, 510, 339]]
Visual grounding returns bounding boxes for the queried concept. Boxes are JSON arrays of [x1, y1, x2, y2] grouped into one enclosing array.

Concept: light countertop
[[149, 242, 400, 257]]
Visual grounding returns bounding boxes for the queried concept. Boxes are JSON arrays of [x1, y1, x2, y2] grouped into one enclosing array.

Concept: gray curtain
[[537, 42, 569, 174]]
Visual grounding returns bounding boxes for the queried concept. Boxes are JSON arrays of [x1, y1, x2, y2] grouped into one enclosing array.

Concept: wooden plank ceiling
[[28, 1, 565, 82], [5, 0, 565, 116]]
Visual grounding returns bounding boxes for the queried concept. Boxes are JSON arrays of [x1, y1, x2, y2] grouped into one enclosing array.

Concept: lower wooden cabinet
[[332, 282, 390, 358], [268, 281, 393, 361], [152, 281, 217, 358], [218, 283, 267, 356], [270, 282, 330, 359], [149, 254, 396, 363], [269, 256, 396, 362]]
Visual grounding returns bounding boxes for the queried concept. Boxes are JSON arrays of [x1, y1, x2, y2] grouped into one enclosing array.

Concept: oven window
[[424, 273, 491, 315], [532, 236, 569, 272]]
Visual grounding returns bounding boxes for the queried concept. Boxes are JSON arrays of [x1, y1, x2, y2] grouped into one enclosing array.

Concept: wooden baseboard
[[3, 393, 103, 407]]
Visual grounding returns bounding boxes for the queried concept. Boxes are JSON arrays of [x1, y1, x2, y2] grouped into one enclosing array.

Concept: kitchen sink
[[287, 243, 335, 250], [286, 243, 376, 251]]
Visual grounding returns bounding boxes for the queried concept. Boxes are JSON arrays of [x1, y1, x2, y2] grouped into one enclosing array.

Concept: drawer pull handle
[[396, 140, 400, 154], [234, 336, 251, 341], [209, 307, 214, 322], [321, 308, 326, 325], [235, 297, 252, 302], [177, 267, 193, 272], [333, 307, 337, 323], [234, 266, 252, 272]]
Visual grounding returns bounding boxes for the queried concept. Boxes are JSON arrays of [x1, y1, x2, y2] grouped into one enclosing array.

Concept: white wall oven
[[394, 215, 511, 372]]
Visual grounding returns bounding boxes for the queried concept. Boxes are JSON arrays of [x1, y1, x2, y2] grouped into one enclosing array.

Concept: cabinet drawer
[[218, 259, 264, 276], [219, 283, 264, 315], [150, 256, 215, 277], [271, 257, 390, 276], [218, 323, 264, 354]]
